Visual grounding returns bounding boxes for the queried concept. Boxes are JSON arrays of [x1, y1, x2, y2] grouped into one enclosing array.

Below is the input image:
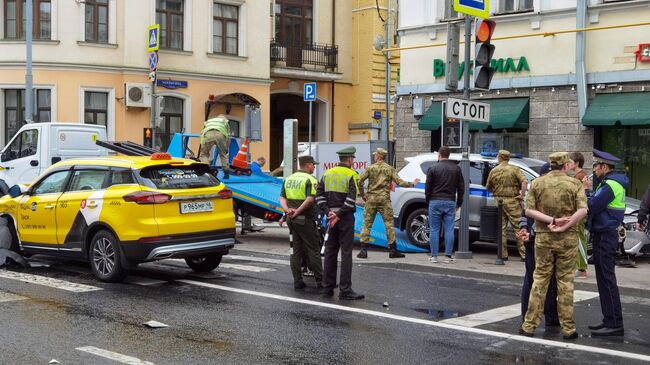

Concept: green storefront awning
[[418, 98, 529, 131], [582, 92, 650, 126]]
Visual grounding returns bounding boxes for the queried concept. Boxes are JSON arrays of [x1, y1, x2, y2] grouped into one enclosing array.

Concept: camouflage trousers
[[576, 219, 588, 271], [522, 231, 578, 336], [360, 197, 395, 245], [199, 130, 229, 172], [494, 197, 525, 259]]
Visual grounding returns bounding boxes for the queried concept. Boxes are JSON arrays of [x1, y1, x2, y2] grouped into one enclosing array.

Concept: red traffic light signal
[[474, 19, 496, 91]]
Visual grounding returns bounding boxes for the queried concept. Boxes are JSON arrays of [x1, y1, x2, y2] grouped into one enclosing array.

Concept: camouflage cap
[[498, 150, 511, 160], [549, 152, 570, 166], [374, 147, 388, 157], [299, 155, 319, 165], [336, 146, 356, 157]]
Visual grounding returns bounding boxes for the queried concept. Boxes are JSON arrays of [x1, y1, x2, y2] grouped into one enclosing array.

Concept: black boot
[[357, 248, 368, 259], [388, 243, 405, 259], [223, 169, 230, 179]]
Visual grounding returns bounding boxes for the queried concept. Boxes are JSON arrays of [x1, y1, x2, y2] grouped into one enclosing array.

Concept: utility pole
[[25, 0, 34, 123], [456, 14, 472, 259]]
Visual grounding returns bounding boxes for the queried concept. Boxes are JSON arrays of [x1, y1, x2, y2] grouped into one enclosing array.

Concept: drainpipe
[[330, 0, 336, 142], [25, 0, 33, 123], [576, 1, 588, 130]]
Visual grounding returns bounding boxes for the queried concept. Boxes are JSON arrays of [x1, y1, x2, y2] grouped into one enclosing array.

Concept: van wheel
[[406, 208, 430, 249], [185, 254, 223, 272], [89, 230, 127, 282]]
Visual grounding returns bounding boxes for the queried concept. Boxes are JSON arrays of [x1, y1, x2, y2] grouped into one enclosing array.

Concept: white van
[[0, 123, 107, 192]]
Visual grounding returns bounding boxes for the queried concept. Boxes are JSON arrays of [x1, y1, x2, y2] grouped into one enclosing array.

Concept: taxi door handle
[[44, 205, 54, 210], [87, 202, 98, 208]]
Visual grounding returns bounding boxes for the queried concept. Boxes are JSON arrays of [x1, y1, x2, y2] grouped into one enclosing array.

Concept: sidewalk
[[235, 221, 650, 297]]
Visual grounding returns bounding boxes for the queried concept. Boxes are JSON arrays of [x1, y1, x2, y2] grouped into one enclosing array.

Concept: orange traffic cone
[[231, 138, 249, 169]]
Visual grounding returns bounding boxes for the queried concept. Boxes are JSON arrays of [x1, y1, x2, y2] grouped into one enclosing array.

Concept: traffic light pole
[[457, 14, 472, 259]]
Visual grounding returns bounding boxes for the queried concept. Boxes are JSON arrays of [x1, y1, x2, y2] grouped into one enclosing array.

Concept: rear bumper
[[121, 228, 236, 262]]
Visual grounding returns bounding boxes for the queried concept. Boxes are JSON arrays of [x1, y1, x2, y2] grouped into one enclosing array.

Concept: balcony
[[270, 39, 341, 81]]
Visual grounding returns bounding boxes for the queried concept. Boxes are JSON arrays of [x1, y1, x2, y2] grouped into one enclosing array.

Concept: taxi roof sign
[[147, 24, 160, 52], [454, 0, 490, 19]]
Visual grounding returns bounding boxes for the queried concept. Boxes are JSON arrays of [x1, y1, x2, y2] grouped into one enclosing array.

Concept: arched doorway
[[270, 93, 323, 169]]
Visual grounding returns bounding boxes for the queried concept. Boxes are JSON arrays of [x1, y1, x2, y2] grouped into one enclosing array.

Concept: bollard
[[495, 199, 505, 265]]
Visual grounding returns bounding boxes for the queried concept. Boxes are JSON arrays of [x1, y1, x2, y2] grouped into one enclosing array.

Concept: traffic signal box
[[474, 19, 496, 90]]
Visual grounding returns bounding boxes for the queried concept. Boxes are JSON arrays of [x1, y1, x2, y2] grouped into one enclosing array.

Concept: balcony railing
[[270, 39, 338, 71]]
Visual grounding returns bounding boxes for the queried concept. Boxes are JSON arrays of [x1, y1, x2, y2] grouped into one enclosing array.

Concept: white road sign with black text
[[446, 97, 490, 123]]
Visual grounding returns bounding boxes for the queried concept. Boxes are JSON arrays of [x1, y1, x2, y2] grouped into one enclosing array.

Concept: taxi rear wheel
[[185, 253, 223, 272], [90, 230, 127, 282]]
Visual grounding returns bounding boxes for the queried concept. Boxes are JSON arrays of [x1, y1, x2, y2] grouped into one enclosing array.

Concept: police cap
[[593, 148, 621, 166], [374, 147, 388, 157], [299, 155, 319, 165], [336, 146, 356, 157], [498, 150, 510, 160], [549, 152, 570, 166]]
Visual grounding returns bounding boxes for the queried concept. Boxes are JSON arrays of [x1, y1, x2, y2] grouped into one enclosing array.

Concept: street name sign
[[454, 0, 490, 19], [446, 97, 490, 123], [147, 24, 160, 52], [304, 82, 316, 102]]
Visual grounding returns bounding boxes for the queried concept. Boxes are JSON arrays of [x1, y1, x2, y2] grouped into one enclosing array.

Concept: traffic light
[[474, 19, 496, 90]]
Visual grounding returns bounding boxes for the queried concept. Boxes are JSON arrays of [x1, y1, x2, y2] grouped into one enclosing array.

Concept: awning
[[418, 101, 443, 130], [417, 98, 529, 131], [582, 92, 650, 126]]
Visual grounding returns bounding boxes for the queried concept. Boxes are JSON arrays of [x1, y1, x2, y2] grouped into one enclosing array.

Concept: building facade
[[395, 0, 650, 198]]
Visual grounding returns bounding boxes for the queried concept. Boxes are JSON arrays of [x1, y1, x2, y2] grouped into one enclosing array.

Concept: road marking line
[[219, 263, 275, 272], [441, 290, 600, 327], [76, 346, 156, 365], [123, 276, 168, 286], [0, 270, 102, 293], [0, 290, 26, 303], [224, 254, 290, 266], [177, 280, 650, 362]]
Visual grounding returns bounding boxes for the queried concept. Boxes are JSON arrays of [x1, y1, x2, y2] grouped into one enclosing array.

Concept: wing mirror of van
[[0, 151, 7, 162], [8, 184, 28, 198]]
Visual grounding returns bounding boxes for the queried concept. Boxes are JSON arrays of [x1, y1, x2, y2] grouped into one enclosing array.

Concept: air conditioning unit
[[124, 83, 152, 108]]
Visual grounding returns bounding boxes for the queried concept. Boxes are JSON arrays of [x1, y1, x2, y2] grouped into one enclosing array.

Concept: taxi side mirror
[[8, 184, 28, 198]]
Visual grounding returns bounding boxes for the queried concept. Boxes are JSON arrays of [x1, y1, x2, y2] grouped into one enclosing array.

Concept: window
[[4, 0, 51, 39], [108, 169, 135, 186], [32, 170, 69, 195], [85, 0, 108, 43], [155, 96, 183, 151], [156, 0, 184, 49], [84, 91, 108, 128], [1, 128, 38, 162], [499, 0, 533, 13], [274, 0, 313, 46], [68, 169, 108, 191], [229, 120, 240, 137], [213, 3, 238, 55], [4, 89, 51, 144], [139, 165, 219, 190]]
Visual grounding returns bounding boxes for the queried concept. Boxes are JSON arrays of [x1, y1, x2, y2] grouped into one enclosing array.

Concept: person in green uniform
[[279, 155, 323, 289], [316, 146, 364, 300], [200, 114, 231, 179], [486, 150, 528, 260], [519, 152, 588, 340], [357, 148, 420, 259]]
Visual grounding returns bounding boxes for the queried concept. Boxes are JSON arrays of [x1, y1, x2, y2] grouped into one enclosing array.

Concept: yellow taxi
[[0, 153, 236, 282]]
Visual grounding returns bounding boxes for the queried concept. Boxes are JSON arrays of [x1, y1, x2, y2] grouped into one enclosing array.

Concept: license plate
[[180, 200, 213, 214]]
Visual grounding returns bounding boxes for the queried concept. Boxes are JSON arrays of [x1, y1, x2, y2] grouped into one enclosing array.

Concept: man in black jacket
[[425, 146, 464, 263], [637, 184, 650, 232]]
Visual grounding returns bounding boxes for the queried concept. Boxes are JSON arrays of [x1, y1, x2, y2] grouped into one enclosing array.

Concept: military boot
[[223, 169, 230, 180], [388, 243, 405, 259], [357, 243, 368, 259]]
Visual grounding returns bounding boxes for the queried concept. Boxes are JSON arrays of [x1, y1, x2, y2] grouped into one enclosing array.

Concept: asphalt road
[[0, 248, 649, 365]]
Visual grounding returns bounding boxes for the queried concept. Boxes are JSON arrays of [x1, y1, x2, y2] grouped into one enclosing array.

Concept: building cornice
[[270, 67, 343, 81]]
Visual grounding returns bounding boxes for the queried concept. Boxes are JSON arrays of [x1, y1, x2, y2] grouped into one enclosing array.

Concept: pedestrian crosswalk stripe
[[224, 254, 290, 266], [0, 270, 102, 293], [177, 280, 649, 362], [0, 290, 26, 303], [219, 263, 275, 272], [76, 346, 156, 365], [440, 290, 600, 327]]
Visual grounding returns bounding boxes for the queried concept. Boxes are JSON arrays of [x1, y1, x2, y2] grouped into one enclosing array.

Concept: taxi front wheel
[[185, 253, 223, 273], [90, 230, 128, 282]]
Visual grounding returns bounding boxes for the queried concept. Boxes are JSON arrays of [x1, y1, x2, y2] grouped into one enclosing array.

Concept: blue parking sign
[[304, 82, 316, 102]]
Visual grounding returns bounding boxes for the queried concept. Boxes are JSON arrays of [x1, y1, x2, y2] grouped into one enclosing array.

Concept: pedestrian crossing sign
[[147, 24, 160, 52], [454, 0, 490, 19]]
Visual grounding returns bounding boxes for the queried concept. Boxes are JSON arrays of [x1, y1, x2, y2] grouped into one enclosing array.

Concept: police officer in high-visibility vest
[[280, 156, 323, 290], [316, 146, 364, 300], [200, 114, 230, 179], [583, 149, 627, 337]]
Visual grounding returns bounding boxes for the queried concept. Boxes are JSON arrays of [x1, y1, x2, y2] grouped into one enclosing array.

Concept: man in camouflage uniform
[[486, 150, 528, 260], [357, 148, 420, 259], [519, 152, 588, 340], [200, 114, 231, 179]]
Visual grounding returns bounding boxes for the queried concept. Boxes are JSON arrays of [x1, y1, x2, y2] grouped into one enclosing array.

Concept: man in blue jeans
[[424, 146, 464, 263]]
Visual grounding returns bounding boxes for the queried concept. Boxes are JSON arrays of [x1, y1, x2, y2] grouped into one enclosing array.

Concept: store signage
[[635, 43, 650, 62], [433, 56, 530, 78], [157, 80, 188, 89]]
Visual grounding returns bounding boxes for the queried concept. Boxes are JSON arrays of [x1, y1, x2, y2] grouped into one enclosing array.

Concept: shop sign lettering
[[433, 56, 530, 78]]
